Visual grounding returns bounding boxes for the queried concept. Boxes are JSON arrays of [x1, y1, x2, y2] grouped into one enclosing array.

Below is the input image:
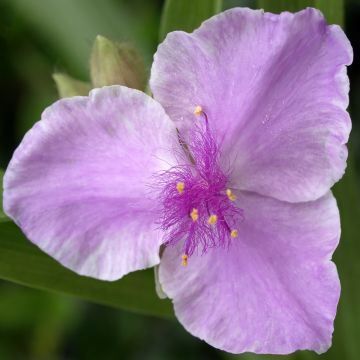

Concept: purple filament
[[157, 111, 244, 258]]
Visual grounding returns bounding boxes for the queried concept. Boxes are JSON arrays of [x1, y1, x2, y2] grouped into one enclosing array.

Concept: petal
[[4, 86, 178, 280], [150, 8, 352, 202], [159, 191, 340, 354]]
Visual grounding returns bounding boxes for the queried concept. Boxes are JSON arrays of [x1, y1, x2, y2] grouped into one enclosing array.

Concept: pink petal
[[150, 8, 352, 202], [159, 191, 340, 354], [3, 86, 178, 280]]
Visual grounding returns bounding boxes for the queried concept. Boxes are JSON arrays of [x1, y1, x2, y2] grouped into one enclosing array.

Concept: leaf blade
[[159, 0, 223, 41], [0, 221, 173, 318], [257, 0, 314, 13], [257, 0, 344, 26]]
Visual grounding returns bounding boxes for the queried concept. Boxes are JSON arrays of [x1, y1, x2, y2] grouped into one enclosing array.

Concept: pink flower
[[3, 8, 352, 354]]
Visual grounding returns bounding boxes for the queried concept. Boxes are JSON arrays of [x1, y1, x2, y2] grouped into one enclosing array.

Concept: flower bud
[[53, 73, 91, 98], [90, 35, 146, 90]]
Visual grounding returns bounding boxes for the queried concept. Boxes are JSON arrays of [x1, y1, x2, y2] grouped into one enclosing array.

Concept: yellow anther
[[181, 254, 188, 266], [208, 214, 218, 225], [226, 189, 237, 202], [190, 208, 199, 221], [194, 105, 203, 116], [176, 182, 185, 194], [230, 229, 238, 238]]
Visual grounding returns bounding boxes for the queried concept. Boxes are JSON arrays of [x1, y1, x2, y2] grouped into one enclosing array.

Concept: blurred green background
[[0, 0, 359, 359]]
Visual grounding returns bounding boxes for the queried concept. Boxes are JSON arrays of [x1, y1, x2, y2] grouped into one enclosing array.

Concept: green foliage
[[0, 170, 8, 223], [0, 282, 79, 358], [331, 163, 360, 360], [258, 0, 311, 12], [258, 0, 344, 26], [0, 221, 173, 318], [159, 0, 223, 41], [2, 0, 160, 78]]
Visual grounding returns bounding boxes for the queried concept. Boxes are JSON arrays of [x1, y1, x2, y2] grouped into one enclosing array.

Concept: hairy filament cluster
[[157, 110, 243, 263]]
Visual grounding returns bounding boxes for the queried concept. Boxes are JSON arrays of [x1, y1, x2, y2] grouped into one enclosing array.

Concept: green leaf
[[159, 0, 223, 41], [330, 162, 360, 360], [0, 169, 9, 223], [315, 0, 344, 26], [257, 0, 344, 26], [257, 0, 313, 13], [0, 221, 173, 318], [3, 0, 161, 78]]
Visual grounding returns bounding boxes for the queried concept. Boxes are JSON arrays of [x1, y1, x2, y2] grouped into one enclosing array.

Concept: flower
[[3, 7, 352, 355]]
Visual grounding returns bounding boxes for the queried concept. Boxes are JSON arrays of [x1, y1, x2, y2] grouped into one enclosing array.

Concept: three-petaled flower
[[3, 7, 352, 355]]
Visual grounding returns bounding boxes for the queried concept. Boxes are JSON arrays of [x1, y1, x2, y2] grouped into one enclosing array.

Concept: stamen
[[207, 214, 218, 225], [176, 182, 185, 194], [226, 189, 237, 201], [158, 108, 244, 259], [190, 208, 199, 221], [194, 105, 203, 116], [181, 254, 188, 266]]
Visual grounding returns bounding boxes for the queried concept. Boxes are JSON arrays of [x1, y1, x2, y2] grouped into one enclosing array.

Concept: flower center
[[158, 106, 243, 266]]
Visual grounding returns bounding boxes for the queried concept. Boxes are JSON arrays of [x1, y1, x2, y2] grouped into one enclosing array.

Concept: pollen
[[226, 189, 237, 202], [181, 254, 188, 266], [230, 229, 238, 238], [190, 208, 199, 221], [207, 214, 218, 225], [194, 105, 203, 116], [176, 182, 185, 194]]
